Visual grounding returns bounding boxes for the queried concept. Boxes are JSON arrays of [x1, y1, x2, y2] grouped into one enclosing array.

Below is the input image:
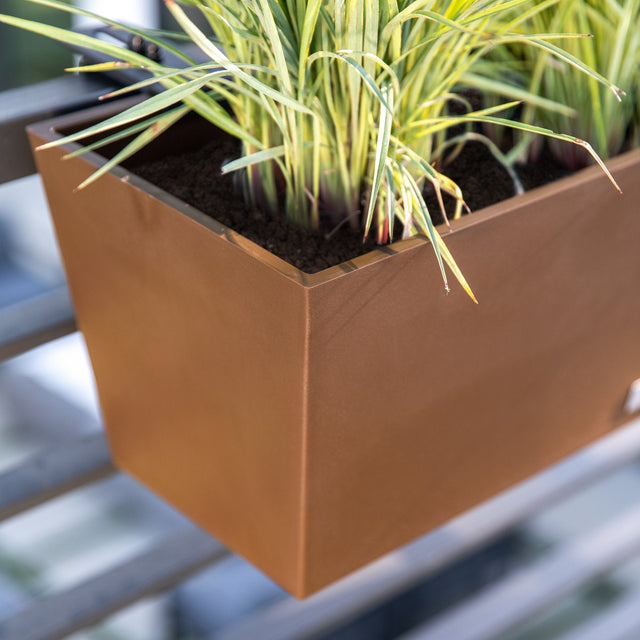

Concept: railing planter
[[28, 100, 640, 597]]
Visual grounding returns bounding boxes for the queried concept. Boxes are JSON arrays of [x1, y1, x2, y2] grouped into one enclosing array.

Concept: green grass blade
[[470, 115, 622, 192], [37, 74, 221, 150], [308, 51, 394, 115], [65, 61, 141, 74], [364, 83, 394, 237], [463, 72, 577, 116], [165, 0, 312, 115], [255, 0, 293, 95], [434, 234, 477, 303], [74, 107, 188, 190], [62, 105, 191, 159], [505, 36, 625, 100], [221, 145, 286, 173], [298, 0, 323, 88], [0, 13, 160, 68], [401, 166, 449, 292], [98, 65, 226, 100]]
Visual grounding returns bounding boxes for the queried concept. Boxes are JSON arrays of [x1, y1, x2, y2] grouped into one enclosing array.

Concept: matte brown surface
[[29, 109, 309, 593], [302, 152, 640, 592], [29, 104, 640, 596]]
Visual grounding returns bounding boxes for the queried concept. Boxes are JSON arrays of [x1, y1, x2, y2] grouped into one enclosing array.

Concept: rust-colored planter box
[[28, 103, 640, 597]]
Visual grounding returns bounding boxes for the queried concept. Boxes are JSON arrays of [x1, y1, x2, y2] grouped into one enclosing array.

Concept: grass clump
[[484, 0, 640, 168], [0, 0, 626, 299]]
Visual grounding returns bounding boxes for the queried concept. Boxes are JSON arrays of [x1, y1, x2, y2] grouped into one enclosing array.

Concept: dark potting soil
[[133, 135, 568, 273], [425, 141, 571, 226], [133, 135, 382, 272]]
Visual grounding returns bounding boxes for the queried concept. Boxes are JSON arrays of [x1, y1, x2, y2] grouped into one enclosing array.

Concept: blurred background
[[2, 2, 640, 639]]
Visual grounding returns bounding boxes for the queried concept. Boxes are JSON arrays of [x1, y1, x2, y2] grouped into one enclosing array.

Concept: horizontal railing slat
[[0, 432, 113, 522], [0, 529, 229, 640], [556, 586, 640, 640], [0, 318, 77, 364], [399, 503, 640, 640], [0, 287, 76, 364]]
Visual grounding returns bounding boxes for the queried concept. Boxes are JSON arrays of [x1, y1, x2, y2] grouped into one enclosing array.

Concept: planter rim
[[28, 98, 640, 290]]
